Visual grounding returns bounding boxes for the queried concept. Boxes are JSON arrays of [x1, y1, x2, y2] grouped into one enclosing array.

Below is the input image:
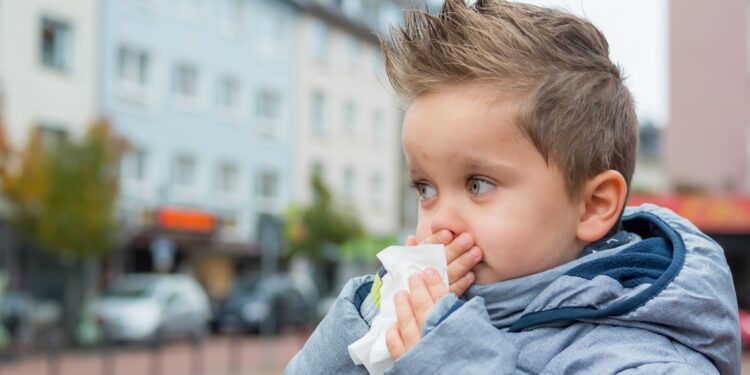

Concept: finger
[[404, 235, 417, 246], [449, 271, 476, 297], [408, 273, 434, 331], [422, 268, 449, 301], [394, 291, 420, 349], [447, 245, 483, 284], [386, 323, 406, 360], [419, 230, 453, 245], [444, 232, 475, 264]]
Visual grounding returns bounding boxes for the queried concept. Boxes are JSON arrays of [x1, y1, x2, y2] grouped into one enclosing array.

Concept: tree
[[0, 119, 127, 341], [1, 120, 126, 259], [284, 175, 363, 292]]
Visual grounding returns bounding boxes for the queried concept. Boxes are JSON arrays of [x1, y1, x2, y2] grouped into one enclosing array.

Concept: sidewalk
[[0, 333, 305, 375]]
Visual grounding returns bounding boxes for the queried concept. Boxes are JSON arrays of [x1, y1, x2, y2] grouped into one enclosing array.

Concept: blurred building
[[99, 0, 297, 299], [291, 0, 405, 235], [0, 0, 99, 146], [665, 0, 750, 308], [666, 0, 750, 194]]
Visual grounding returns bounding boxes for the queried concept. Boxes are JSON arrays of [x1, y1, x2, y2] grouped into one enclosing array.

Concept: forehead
[[402, 83, 528, 154]]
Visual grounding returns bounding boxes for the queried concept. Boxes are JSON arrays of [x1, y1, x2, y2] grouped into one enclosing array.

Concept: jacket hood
[[465, 204, 740, 374]]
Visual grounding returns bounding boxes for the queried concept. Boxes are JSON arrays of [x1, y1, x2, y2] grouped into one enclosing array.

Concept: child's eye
[[467, 177, 494, 196], [412, 181, 437, 201]]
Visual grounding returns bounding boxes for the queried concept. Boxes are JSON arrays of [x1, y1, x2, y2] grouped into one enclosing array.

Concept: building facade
[[666, 0, 750, 193], [100, 0, 298, 298], [292, 1, 404, 236], [0, 0, 99, 146]]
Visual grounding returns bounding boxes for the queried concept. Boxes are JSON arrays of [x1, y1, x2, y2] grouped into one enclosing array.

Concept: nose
[[429, 199, 467, 236]]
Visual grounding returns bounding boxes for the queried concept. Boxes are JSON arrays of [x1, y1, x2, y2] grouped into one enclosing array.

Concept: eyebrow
[[458, 155, 518, 175], [408, 155, 518, 178]]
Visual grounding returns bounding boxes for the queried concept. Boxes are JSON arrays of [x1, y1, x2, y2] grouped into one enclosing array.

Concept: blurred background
[[0, 0, 749, 374]]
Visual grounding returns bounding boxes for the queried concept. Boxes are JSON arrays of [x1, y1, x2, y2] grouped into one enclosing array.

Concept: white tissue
[[348, 244, 448, 374]]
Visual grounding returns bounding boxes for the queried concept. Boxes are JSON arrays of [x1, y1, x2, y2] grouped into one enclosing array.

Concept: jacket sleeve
[[385, 295, 519, 374], [284, 276, 372, 375]]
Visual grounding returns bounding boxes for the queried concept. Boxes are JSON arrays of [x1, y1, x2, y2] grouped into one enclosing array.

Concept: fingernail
[[438, 230, 452, 243], [466, 272, 475, 282], [409, 273, 421, 284], [423, 268, 439, 281], [470, 247, 482, 261]]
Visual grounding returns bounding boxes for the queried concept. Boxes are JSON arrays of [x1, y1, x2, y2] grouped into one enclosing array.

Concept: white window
[[123, 148, 148, 181], [179, 0, 202, 19], [371, 172, 383, 208], [117, 46, 150, 100], [310, 20, 329, 65], [311, 159, 325, 180], [257, 5, 286, 56], [345, 36, 360, 69], [173, 63, 199, 102], [344, 100, 357, 135], [371, 109, 384, 145], [311, 90, 327, 136], [38, 125, 67, 149], [343, 167, 356, 201], [217, 76, 241, 114], [256, 89, 281, 136], [40, 17, 72, 71], [219, 0, 243, 30], [173, 155, 196, 188], [217, 162, 238, 194], [257, 170, 279, 212]]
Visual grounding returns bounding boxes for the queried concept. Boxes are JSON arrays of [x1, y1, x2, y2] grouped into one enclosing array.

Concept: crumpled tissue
[[348, 244, 448, 374]]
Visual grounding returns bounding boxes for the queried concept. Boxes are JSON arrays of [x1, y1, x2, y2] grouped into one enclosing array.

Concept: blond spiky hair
[[382, 0, 638, 202]]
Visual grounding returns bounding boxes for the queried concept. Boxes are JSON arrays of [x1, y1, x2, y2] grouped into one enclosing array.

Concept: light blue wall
[[99, 0, 297, 243]]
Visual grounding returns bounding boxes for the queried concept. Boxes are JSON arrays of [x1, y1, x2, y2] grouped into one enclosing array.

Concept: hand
[[404, 230, 482, 297], [386, 268, 448, 360]]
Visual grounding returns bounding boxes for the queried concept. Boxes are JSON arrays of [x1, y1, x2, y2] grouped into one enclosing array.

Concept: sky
[[430, 0, 670, 126]]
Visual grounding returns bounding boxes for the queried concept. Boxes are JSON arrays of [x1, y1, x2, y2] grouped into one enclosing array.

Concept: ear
[[576, 170, 628, 243]]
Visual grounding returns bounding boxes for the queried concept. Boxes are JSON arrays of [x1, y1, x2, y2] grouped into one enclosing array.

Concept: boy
[[286, 0, 740, 373]]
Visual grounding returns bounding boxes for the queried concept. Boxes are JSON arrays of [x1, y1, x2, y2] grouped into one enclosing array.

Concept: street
[[0, 332, 306, 375]]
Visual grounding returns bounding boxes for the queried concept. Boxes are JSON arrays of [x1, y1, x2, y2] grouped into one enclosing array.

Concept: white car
[[95, 273, 211, 343]]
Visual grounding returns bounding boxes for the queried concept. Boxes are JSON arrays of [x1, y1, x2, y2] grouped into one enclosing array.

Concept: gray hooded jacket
[[285, 204, 741, 374]]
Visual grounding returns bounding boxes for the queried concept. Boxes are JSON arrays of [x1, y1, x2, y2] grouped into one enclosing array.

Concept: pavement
[[0, 332, 307, 375], [4, 333, 750, 374]]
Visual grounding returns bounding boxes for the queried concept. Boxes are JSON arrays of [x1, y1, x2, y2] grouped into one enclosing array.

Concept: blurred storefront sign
[[156, 207, 217, 234], [628, 194, 750, 234]]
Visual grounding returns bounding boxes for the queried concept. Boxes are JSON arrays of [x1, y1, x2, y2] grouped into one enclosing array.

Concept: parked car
[[212, 274, 312, 334], [95, 273, 211, 343]]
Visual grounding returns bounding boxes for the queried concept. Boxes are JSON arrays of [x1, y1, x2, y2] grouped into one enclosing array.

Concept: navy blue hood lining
[[508, 211, 687, 332]]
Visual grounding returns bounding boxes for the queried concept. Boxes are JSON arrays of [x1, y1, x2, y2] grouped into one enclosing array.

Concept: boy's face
[[403, 83, 585, 284]]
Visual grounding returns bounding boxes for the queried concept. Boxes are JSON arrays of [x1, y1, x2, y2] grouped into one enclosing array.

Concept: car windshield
[[104, 278, 156, 298]]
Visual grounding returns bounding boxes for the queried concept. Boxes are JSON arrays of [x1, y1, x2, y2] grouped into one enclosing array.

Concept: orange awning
[[156, 207, 217, 234], [627, 194, 750, 234]]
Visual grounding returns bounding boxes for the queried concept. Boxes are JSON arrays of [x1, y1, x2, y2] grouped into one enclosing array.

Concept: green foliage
[[284, 174, 363, 263], [1, 120, 127, 259], [340, 233, 399, 261]]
